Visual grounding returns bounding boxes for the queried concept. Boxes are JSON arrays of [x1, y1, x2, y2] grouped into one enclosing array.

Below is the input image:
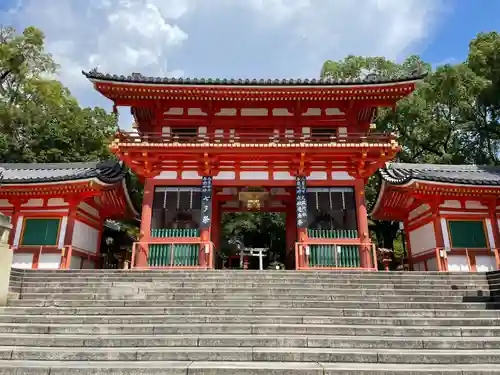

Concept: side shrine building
[[83, 70, 426, 270], [372, 163, 500, 272], [0, 161, 137, 269]]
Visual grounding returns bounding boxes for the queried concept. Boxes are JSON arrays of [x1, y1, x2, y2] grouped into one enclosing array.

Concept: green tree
[[0, 26, 117, 163], [320, 53, 496, 256]]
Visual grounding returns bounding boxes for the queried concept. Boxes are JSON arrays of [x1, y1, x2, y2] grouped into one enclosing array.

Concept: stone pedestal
[[0, 214, 13, 306]]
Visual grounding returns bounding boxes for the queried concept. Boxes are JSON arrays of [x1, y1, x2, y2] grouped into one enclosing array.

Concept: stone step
[[0, 323, 496, 336], [0, 333, 498, 349], [2, 306, 500, 318], [14, 275, 490, 283], [14, 283, 492, 293], [11, 278, 492, 286], [14, 291, 492, 302], [1, 360, 500, 375], [1, 346, 500, 364], [8, 298, 500, 310], [0, 314, 497, 326], [15, 286, 492, 296]]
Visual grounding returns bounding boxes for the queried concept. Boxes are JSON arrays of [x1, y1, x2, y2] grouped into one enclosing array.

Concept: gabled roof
[[380, 163, 500, 186], [0, 161, 127, 185], [82, 70, 427, 87]]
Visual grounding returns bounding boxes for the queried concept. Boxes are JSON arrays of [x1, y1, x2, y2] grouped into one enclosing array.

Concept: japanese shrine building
[[0, 161, 137, 269], [83, 70, 426, 270], [372, 163, 500, 272]]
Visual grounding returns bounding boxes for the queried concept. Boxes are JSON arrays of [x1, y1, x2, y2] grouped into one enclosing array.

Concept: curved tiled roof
[[0, 161, 127, 185], [82, 70, 427, 86], [380, 163, 500, 186]]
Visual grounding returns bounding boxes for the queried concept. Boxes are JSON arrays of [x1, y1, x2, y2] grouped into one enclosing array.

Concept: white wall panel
[[447, 255, 469, 272], [476, 255, 496, 272], [12, 253, 33, 269], [38, 254, 61, 269], [408, 222, 436, 255], [71, 220, 99, 254]]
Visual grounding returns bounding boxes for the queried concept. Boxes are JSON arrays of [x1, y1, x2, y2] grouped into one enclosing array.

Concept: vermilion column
[[354, 179, 371, 269], [488, 201, 500, 270], [136, 178, 154, 268]]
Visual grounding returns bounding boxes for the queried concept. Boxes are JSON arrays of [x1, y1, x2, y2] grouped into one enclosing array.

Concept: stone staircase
[[0, 268, 500, 374]]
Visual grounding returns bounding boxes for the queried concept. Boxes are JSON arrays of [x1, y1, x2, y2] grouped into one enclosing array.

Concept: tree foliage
[[0, 26, 117, 163], [322, 33, 500, 256]]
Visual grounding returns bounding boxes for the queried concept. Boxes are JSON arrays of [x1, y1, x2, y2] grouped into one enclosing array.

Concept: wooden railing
[[131, 239, 214, 269], [295, 240, 377, 271], [115, 131, 397, 145]]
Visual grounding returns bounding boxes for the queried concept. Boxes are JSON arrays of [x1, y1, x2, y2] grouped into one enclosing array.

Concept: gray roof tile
[[82, 70, 427, 86], [0, 161, 126, 184], [380, 163, 500, 186]]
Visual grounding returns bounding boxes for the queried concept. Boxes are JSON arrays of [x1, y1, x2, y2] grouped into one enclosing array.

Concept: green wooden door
[[21, 218, 60, 246], [448, 220, 487, 248]]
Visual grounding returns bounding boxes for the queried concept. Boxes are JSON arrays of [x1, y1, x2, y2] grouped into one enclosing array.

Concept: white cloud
[[2, 0, 446, 128]]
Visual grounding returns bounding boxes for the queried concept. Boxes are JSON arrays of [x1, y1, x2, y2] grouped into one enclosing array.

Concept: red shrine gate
[[84, 71, 425, 270]]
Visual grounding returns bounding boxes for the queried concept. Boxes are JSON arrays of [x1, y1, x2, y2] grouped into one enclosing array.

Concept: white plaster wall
[[58, 216, 68, 249], [485, 219, 495, 248], [12, 253, 33, 269], [213, 171, 236, 180], [12, 215, 23, 247], [426, 258, 438, 271], [240, 171, 268, 180], [440, 200, 461, 208], [331, 171, 354, 180], [0, 199, 13, 207], [308, 172, 328, 180], [70, 256, 82, 269], [181, 171, 201, 179], [409, 204, 430, 220], [440, 218, 451, 249], [47, 198, 68, 206], [82, 259, 96, 269], [476, 255, 497, 272], [78, 202, 100, 218], [465, 201, 487, 209], [273, 172, 295, 180], [38, 254, 61, 269], [22, 199, 44, 207], [71, 220, 99, 254], [413, 262, 424, 271], [447, 255, 469, 272], [408, 222, 436, 255], [154, 171, 177, 179]]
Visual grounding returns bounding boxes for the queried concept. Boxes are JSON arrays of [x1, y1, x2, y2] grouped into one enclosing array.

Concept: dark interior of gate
[[147, 184, 360, 269]]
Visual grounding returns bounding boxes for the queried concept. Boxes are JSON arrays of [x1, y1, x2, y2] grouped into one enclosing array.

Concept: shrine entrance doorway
[[213, 187, 296, 270]]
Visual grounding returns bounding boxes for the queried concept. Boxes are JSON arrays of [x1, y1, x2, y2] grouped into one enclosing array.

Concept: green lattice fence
[[308, 229, 358, 239], [148, 228, 200, 267], [307, 229, 360, 267]]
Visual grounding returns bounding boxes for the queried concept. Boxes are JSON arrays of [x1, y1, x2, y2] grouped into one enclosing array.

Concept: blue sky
[[1, 0, 498, 127]]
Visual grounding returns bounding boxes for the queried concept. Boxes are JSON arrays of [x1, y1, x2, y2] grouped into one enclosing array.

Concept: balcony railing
[[131, 240, 214, 269], [295, 240, 377, 271], [115, 131, 397, 146]]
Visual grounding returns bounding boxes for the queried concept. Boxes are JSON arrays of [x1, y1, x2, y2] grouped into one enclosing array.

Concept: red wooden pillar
[[488, 201, 500, 270], [211, 198, 221, 267], [432, 209, 447, 272], [137, 178, 154, 268], [403, 219, 413, 271], [61, 200, 78, 269], [354, 179, 371, 269]]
